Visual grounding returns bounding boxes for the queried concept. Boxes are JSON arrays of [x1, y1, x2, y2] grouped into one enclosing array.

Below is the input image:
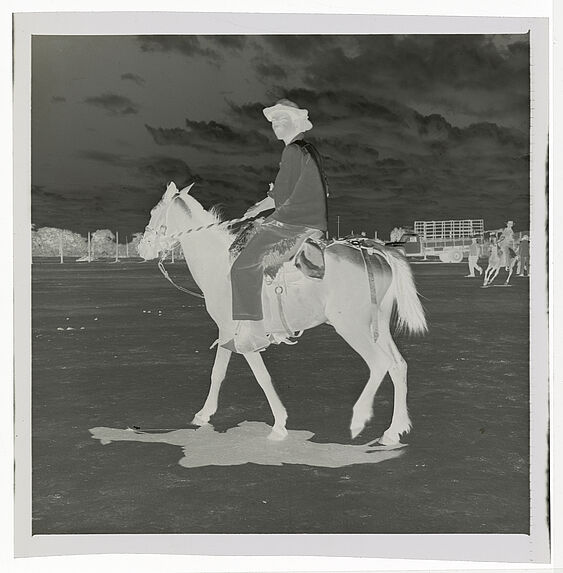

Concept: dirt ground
[[31, 259, 530, 534]]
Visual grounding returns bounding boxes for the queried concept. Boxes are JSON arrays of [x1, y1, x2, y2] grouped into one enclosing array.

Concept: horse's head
[[138, 181, 198, 260]]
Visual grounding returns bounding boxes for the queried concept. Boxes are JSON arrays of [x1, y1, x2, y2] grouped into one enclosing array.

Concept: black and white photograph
[[13, 8, 552, 565]]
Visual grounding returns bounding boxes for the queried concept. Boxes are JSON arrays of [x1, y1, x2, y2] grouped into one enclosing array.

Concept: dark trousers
[[231, 220, 319, 320]]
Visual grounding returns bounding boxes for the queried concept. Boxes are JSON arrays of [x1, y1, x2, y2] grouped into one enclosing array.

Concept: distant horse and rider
[[482, 234, 519, 287]]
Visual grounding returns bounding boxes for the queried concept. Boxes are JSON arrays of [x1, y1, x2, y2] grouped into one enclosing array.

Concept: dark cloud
[[137, 156, 199, 188], [145, 119, 275, 154], [208, 36, 247, 51], [76, 149, 199, 188], [51, 96, 66, 103], [84, 93, 139, 115], [137, 36, 220, 61], [263, 35, 336, 59], [121, 72, 146, 86], [254, 61, 287, 81], [76, 150, 127, 166]]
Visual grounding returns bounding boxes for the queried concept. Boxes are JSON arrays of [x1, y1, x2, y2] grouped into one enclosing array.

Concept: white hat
[[263, 99, 313, 132]]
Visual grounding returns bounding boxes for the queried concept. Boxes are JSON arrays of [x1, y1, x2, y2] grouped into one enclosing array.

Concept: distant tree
[[91, 229, 116, 257], [127, 232, 144, 257], [32, 227, 88, 256]]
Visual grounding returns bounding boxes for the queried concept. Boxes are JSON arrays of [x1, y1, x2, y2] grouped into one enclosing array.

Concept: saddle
[[229, 226, 392, 344]]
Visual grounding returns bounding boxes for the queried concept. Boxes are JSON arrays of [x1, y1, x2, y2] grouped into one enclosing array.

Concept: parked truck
[[386, 219, 485, 263]]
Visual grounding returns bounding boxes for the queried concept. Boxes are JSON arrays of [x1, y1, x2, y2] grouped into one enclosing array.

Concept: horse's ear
[[163, 181, 178, 201], [180, 182, 196, 195]]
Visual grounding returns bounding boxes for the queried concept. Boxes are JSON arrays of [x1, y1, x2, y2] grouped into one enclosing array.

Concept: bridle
[[146, 191, 256, 300], [145, 193, 206, 299]]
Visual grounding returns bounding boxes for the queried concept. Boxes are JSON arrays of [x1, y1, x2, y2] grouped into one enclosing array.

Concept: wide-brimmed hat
[[263, 99, 313, 131]]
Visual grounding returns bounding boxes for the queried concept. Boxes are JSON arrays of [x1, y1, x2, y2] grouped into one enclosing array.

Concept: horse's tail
[[387, 250, 427, 335]]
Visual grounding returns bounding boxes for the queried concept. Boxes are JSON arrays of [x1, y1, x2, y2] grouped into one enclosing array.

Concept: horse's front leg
[[191, 344, 232, 426], [243, 352, 288, 440], [505, 259, 517, 284], [483, 266, 492, 285]]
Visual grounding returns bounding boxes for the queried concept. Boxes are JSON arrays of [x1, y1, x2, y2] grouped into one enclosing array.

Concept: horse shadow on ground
[[89, 421, 406, 468]]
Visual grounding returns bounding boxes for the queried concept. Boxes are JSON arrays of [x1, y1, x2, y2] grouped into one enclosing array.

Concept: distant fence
[[31, 228, 186, 263]]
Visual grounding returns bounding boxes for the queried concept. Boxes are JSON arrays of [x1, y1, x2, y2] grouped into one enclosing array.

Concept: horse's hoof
[[267, 427, 288, 441], [377, 433, 400, 447], [350, 425, 364, 439], [191, 414, 210, 427]]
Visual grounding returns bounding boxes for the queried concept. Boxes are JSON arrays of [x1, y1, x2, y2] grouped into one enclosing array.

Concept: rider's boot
[[221, 320, 271, 354]]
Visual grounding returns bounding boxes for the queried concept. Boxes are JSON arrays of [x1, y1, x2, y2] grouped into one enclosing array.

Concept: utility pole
[[125, 236, 129, 259], [59, 230, 64, 264], [115, 231, 119, 262], [337, 215, 340, 238]]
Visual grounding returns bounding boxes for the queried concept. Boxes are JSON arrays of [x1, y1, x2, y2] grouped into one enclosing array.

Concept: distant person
[[518, 235, 530, 276], [465, 237, 482, 277], [500, 221, 515, 270]]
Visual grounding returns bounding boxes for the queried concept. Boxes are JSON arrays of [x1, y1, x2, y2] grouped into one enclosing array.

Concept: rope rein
[[156, 203, 261, 299]]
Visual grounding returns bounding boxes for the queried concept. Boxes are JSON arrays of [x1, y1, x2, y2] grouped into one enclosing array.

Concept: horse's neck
[[177, 215, 231, 294]]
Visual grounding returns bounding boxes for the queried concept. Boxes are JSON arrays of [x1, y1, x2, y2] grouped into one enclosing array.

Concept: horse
[[483, 239, 519, 286], [138, 182, 427, 445]]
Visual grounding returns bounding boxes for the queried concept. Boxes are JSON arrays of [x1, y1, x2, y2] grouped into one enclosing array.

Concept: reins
[[158, 255, 206, 299], [156, 201, 259, 299]]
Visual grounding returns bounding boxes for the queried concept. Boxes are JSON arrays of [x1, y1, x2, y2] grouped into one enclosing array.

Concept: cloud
[[145, 119, 275, 155], [121, 72, 146, 86], [76, 150, 127, 166], [256, 34, 529, 130], [76, 149, 199, 188], [84, 93, 139, 115], [137, 156, 199, 188], [254, 60, 287, 81], [51, 96, 66, 103], [263, 35, 337, 60], [208, 36, 247, 51], [137, 35, 220, 61]]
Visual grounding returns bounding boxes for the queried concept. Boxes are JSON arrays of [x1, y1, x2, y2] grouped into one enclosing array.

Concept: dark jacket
[[266, 136, 328, 231]]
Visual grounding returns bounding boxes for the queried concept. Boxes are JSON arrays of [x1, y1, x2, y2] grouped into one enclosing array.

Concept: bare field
[[31, 260, 529, 534]]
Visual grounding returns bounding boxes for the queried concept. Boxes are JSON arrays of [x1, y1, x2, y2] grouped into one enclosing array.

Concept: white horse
[[138, 182, 427, 445], [483, 239, 518, 286]]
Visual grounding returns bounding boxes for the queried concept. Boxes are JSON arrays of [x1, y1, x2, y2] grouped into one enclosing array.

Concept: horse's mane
[[207, 205, 236, 240]]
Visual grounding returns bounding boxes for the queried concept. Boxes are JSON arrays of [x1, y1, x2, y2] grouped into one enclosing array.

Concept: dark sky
[[31, 34, 530, 239]]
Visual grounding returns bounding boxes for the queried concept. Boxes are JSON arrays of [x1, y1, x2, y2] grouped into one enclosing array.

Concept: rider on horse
[[221, 99, 329, 354]]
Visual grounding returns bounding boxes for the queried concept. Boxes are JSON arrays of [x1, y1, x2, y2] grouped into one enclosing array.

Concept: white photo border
[[12, 10, 551, 565]]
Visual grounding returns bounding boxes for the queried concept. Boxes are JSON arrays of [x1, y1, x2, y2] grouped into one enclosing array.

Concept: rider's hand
[[244, 196, 275, 218]]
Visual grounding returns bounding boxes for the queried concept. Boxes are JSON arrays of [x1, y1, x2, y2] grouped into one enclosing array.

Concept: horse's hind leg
[[330, 316, 393, 438], [379, 335, 411, 445], [192, 345, 232, 426]]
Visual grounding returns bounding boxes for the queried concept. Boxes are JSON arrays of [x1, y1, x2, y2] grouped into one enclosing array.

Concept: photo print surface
[[23, 19, 546, 554]]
